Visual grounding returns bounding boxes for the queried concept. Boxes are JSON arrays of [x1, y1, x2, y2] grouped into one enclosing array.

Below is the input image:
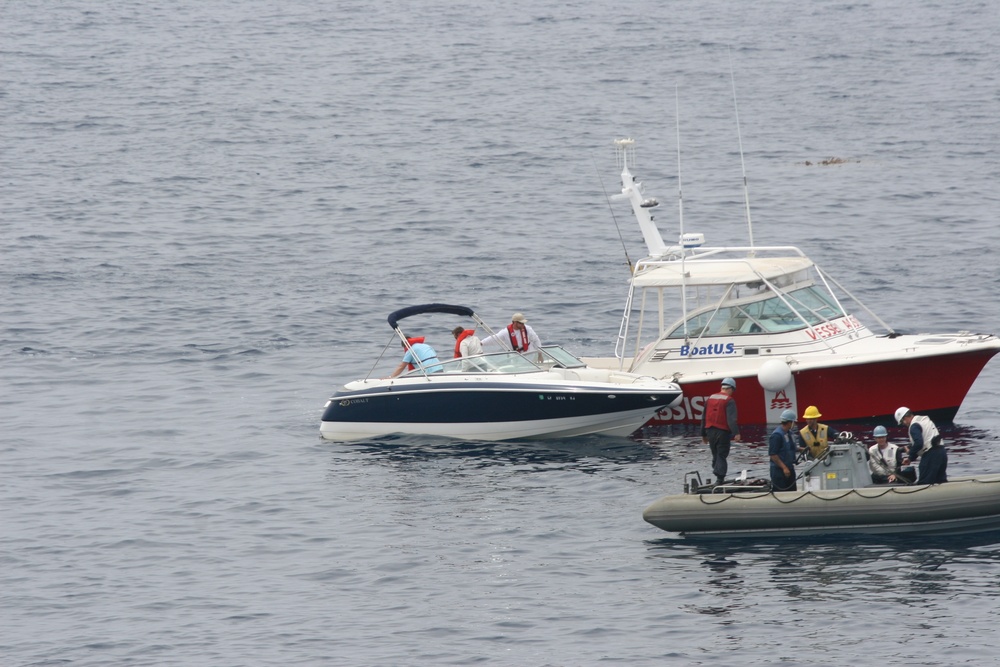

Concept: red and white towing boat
[[585, 139, 1000, 426]]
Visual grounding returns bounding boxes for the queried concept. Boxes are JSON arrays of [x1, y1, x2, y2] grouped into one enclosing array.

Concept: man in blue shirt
[[769, 409, 800, 491], [387, 337, 442, 378]]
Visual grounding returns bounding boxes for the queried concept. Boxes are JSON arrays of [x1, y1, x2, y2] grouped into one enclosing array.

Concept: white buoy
[[757, 359, 792, 391]]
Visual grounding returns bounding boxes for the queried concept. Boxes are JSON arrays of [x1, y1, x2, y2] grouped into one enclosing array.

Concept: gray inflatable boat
[[643, 440, 1000, 538]]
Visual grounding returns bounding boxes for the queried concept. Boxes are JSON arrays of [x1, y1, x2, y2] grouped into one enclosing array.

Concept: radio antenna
[[729, 48, 756, 253], [595, 158, 633, 273], [675, 86, 686, 249], [676, 85, 690, 343]]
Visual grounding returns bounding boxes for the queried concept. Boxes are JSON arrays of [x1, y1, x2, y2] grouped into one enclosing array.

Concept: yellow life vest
[[800, 423, 832, 458]]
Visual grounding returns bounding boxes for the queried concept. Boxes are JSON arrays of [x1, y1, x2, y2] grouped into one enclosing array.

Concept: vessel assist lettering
[[656, 395, 706, 422]]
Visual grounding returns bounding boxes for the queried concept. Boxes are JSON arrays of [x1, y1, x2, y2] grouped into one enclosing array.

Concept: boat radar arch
[[613, 138, 669, 258]]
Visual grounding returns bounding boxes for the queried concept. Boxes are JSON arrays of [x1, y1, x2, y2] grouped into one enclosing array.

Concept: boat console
[[799, 436, 874, 491], [684, 434, 877, 495]]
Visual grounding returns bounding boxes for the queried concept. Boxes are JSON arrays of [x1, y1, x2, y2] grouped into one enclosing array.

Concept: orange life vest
[[404, 337, 425, 370], [453, 329, 476, 358]]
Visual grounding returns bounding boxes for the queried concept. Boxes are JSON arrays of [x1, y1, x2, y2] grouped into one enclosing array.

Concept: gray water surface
[[3, 1, 1000, 665]]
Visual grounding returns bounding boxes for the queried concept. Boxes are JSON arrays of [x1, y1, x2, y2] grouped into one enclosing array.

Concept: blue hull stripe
[[323, 387, 679, 424]]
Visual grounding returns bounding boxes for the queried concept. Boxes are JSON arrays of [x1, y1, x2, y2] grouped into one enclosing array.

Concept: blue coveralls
[[769, 425, 799, 492], [910, 421, 948, 484]]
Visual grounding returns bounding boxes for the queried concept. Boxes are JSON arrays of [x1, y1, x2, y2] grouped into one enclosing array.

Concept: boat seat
[[460, 361, 490, 373], [722, 317, 748, 334]]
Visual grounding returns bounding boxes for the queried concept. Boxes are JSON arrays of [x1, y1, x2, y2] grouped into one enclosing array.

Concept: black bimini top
[[387, 304, 475, 330]]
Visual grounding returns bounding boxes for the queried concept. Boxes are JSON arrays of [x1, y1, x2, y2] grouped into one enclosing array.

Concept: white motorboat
[[320, 303, 683, 441], [642, 439, 1000, 538], [584, 139, 1000, 426]]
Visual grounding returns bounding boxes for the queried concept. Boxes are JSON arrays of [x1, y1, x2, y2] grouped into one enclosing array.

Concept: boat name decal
[[340, 398, 368, 406], [805, 315, 863, 340], [679, 342, 736, 357]]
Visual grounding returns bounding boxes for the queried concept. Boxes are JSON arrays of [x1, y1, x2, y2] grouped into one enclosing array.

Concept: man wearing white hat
[[895, 407, 947, 484], [481, 312, 542, 353]]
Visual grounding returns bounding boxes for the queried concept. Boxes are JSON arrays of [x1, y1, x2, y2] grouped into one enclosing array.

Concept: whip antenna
[[676, 85, 690, 342], [729, 48, 756, 253], [595, 158, 634, 273]]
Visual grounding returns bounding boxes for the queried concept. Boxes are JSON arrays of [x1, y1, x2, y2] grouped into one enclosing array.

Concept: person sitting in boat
[[895, 407, 948, 484], [799, 405, 837, 459], [451, 326, 483, 358], [769, 409, 799, 492], [868, 425, 916, 484], [481, 312, 542, 354], [386, 337, 443, 378]]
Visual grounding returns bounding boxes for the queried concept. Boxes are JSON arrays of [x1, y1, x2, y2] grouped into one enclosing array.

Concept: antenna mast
[[676, 86, 690, 342], [595, 159, 633, 274], [729, 49, 756, 253]]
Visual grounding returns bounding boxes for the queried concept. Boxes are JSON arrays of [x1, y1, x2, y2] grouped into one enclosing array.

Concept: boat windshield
[[537, 346, 587, 369], [414, 350, 546, 375], [408, 346, 588, 376], [665, 285, 845, 338]]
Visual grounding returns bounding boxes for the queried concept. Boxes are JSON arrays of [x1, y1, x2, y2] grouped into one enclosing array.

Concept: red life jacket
[[453, 329, 476, 358], [704, 392, 733, 431], [404, 337, 425, 370], [506, 324, 529, 352]]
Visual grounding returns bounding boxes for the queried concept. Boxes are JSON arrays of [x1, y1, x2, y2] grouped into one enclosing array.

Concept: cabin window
[[665, 286, 844, 338]]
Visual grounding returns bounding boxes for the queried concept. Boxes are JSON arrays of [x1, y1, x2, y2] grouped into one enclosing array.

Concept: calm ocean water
[[3, 1, 1000, 665]]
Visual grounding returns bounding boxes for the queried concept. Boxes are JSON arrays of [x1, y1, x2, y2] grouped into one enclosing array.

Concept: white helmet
[[894, 406, 911, 425]]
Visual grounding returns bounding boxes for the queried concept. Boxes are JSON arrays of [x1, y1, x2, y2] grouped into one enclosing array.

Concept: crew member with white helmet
[[769, 409, 800, 492], [895, 407, 947, 484]]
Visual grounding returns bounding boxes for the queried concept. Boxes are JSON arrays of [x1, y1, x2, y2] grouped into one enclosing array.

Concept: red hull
[[648, 348, 999, 426]]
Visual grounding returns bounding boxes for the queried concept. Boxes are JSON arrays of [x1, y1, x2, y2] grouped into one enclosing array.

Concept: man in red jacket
[[700, 377, 741, 485]]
